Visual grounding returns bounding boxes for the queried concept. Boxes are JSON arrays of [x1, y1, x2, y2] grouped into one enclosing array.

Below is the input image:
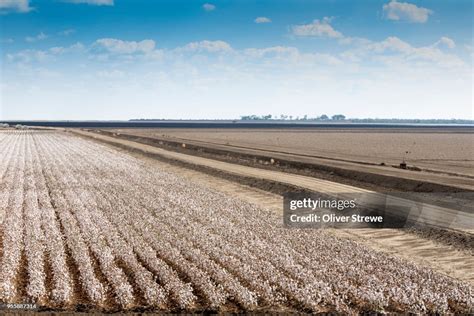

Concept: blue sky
[[0, 0, 473, 120]]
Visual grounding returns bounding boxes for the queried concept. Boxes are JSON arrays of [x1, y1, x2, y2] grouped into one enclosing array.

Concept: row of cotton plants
[[0, 130, 471, 313]]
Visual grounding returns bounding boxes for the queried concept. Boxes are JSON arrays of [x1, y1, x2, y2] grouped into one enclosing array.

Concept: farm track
[[107, 128, 474, 183], [135, 133, 474, 178], [0, 130, 473, 313]]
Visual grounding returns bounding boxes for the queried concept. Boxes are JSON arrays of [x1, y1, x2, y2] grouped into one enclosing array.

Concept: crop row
[[0, 130, 472, 313]]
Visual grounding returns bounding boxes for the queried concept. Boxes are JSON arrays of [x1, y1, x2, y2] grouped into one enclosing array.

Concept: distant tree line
[[129, 117, 474, 124], [239, 114, 474, 124], [240, 114, 346, 121]]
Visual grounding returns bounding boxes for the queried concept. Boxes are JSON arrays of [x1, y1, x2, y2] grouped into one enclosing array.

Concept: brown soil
[[89, 128, 474, 193], [111, 127, 474, 177]]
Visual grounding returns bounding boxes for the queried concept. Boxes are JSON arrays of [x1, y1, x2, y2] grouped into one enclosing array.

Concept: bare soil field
[[0, 130, 473, 313], [112, 128, 474, 177]]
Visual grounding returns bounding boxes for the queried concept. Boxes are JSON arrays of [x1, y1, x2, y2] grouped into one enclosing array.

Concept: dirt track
[[72, 129, 474, 285], [92, 129, 474, 195], [110, 128, 474, 179]]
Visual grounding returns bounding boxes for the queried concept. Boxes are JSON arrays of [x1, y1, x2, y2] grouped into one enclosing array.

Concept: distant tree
[[332, 114, 346, 121], [139, 116, 474, 125], [319, 114, 329, 120]]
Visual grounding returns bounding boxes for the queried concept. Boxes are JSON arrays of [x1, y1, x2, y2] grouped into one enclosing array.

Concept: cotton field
[[0, 130, 472, 313]]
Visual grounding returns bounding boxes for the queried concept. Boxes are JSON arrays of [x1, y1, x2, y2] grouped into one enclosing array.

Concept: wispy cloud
[[5, 35, 471, 120], [63, 0, 114, 6], [59, 29, 76, 36], [433, 37, 455, 49], [49, 42, 85, 54], [25, 32, 48, 43], [255, 17, 271, 24], [178, 40, 232, 53], [0, 0, 32, 13], [202, 3, 215, 11], [94, 38, 155, 54], [7, 50, 52, 64], [244, 46, 298, 58], [244, 46, 342, 66], [383, 0, 433, 23], [7, 43, 85, 64], [292, 17, 343, 38], [342, 36, 464, 67]]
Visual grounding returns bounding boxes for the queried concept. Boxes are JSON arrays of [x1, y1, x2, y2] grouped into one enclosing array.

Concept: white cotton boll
[[0, 130, 471, 313]]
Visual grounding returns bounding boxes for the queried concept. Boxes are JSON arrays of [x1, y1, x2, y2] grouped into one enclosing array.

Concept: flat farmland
[[111, 128, 474, 177], [0, 130, 473, 313]]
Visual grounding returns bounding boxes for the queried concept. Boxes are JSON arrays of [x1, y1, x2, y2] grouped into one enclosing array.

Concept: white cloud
[[94, 38, 155, 54], [59, 29, 76, 36], [3, 36, 471, 120], [49, 42, 85, 54], [25, 32, 48, 43], [7, 50, 52, 63], [368, 36, 413, 54], [292, 17, 343, 38], [63, 0, 113, 5], [143, 50, 165, 61], [6, 43, 85, 64], [301, 53, 342, 66], [179, 40, 232, 53], [202, 3, 215, 11], [244, 46, 342, 66], [10, 35, 466, 71], [383, 0, 432, 23], [344, 36, 464, 67], [49, 47, 65, 55], [433, 37, 456, 49], [245, 46, 298, 58], [1, 38, 14, 43], [255, 17, 271, 24], [0, 0, 32, 13]]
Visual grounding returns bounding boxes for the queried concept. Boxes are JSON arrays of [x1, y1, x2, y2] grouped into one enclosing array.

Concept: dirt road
[[103, 129, 474, 192]]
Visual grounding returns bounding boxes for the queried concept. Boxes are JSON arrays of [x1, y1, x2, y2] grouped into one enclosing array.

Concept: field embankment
[[93, 128, 474, 193]]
